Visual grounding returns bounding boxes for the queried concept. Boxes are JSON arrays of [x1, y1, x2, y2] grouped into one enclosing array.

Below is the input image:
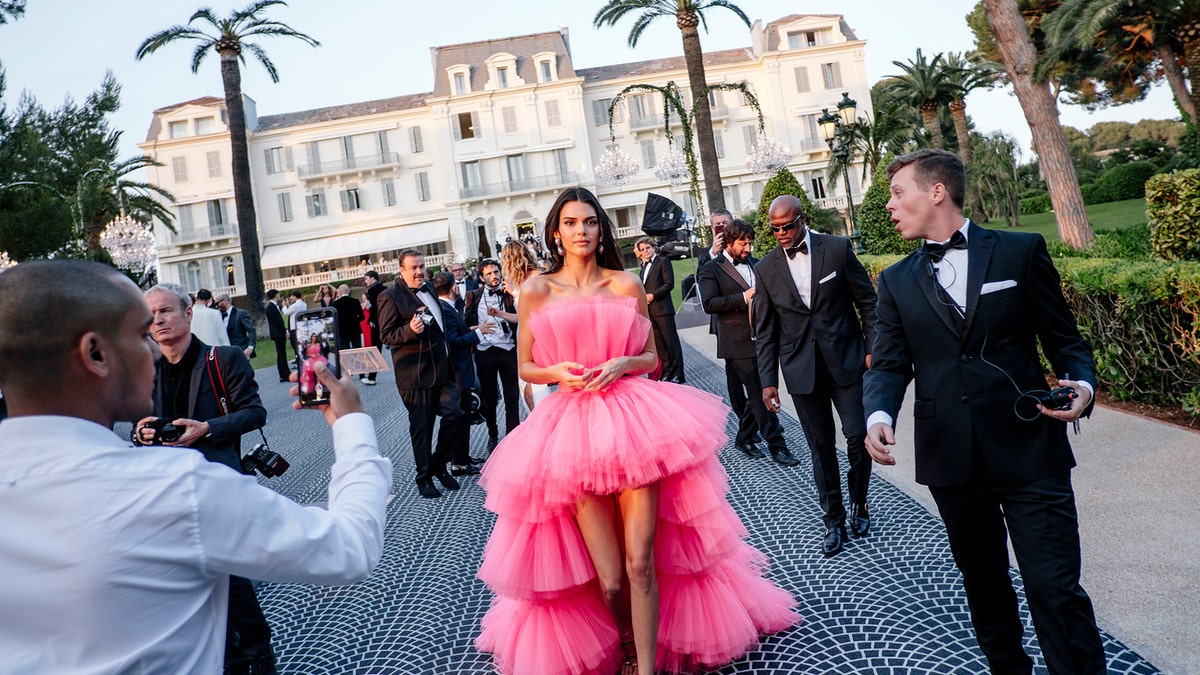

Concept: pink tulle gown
[[476, 294, 800, 675]]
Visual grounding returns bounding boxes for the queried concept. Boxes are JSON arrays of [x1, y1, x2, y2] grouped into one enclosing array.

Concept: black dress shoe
[[435, 472, 461, 490], [734, 441, 766, 459], [468, 455, 488, 465], [850, 503, 870, 538], [770, 447, 801, 467], [822, 525, 847, 556], [486, 436, 499, 453], [451, 464, 481, 476], [418, 480, 441, 499]]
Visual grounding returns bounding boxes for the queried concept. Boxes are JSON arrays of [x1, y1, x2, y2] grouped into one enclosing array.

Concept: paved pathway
[[243, 333, 1167, 674]]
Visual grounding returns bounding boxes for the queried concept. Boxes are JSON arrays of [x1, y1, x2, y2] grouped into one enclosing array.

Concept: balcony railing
[[267, 254, 455, 290], [171, 223, 239, 245], [628, 106, 729, 132], [799, 138, 827, 151], [297, 151, 401, 178], [461, 172, 577, 200], [814, 195, 863, 211]]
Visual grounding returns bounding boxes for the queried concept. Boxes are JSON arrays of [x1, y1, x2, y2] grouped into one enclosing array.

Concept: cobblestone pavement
[[247, 342, 1160, 674]]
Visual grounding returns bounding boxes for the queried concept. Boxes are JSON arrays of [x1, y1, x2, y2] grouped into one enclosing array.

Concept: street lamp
[[819, 92, 864, 253]]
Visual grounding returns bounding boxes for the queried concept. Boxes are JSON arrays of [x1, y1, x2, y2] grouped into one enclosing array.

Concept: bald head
[[0, 260, 140, 392], [768, 195, 803, 221]]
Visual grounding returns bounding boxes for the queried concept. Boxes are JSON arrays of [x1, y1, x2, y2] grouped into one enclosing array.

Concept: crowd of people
[[0, 149, 1107, 675]]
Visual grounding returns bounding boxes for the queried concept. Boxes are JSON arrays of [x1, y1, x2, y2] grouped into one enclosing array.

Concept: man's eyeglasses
[[769, 214, 804, 233]]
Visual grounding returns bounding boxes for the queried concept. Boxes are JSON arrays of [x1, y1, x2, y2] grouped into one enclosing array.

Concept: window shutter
[[471, 112, 480, 137], [377, 131, 390, 157], [592, 100, 605, 127], [178, 204, 194, 230], [284, 147, 293, 171], [831, 62, 842, 88], [264, 148, 276, 174], [452, 119, 462, 141], [743, 126, 757, 153], [340, 189, 350, 212], [306, 194, 316, 218], [794, 66, 810, 93], [714, 130, 725, 159]]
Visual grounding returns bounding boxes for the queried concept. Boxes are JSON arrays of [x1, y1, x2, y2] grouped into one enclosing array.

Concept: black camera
[[1034, 385, 1077, 411], [143, 418, 182, 444], [417, 308, 434, 325], [241, 442, 290, 478]]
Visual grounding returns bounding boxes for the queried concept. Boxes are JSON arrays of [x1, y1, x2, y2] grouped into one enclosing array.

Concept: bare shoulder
[[606, 269, 644, 295], [520, 274, 553, 311]]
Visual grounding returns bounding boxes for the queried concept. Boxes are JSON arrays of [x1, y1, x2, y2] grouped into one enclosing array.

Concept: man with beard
[[464, 258, 519, 452]]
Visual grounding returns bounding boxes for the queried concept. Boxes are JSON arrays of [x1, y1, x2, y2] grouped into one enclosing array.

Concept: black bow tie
[[220, 311, 228, 319], [486, 287, 502, 297], [785, 241, 808, 259], [925, 231, 967, 262]]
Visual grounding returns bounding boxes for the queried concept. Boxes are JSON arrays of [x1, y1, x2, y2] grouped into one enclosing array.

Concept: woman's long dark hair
[[542, 186, 626, 273]]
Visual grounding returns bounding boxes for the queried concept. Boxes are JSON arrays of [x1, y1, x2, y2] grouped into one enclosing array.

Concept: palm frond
[[188, 8, 219, 27], [699, 0, 751, 29], [242, 42, 280, 82], [628, 10, 670, 48], [593, 0, 659, 28], [190, 41, 212, 75], [241, 23, 319, 47], [135, 26, 208, 59]]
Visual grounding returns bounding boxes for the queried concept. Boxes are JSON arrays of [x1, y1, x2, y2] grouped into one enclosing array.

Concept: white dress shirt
[[0, 413, 391, 674], [723, 250, 755, 288], [928, 219, 971, 317], [283, 298, 308, 330], [475, 287, 516, 352], [191, 303, 231, 346], [784, 230, 813, 306]]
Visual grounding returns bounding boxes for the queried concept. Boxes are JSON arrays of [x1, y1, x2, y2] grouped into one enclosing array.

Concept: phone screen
[[295, 308, 340, 406], [713, 223, 725, 237]]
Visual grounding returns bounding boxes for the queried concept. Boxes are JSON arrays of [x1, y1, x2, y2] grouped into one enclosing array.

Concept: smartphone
[[713, 223, 725, 237], [294, 307, 340, 406]]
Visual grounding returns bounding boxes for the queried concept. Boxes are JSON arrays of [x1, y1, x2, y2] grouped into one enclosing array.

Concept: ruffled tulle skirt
[[476, 376, 800, 674]]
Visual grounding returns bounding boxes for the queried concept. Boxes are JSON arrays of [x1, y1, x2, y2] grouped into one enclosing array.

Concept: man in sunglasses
[[752, 194, 878, 557]]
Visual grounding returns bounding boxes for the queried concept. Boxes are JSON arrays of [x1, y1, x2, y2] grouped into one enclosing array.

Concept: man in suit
[[696, 209, 732, 337], [216, 292, 256, 359], [449, 259, 479, 320], [282, 290, 307, 360], [698, 218, 789, 462], [332, 284, 364, 349], [191, 288, 231, 348], [264, 289, 290, 383], [864, 149, 1104, 674], [635, 237, 685, 383], [377, 250, 466, 499], [136, 283, 274, 675], [361, 270, 387, 385], [464, 258, 519, 452], [754, 194, 877, 557], [434, 271, 494, 475]]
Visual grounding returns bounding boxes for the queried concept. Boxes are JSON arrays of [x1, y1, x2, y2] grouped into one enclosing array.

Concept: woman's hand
[[582, 357, 631, 391], [546, 361, 590, 391]]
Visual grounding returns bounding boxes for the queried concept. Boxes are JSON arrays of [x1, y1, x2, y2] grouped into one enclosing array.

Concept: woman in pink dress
[[476, 187, 799, 675]]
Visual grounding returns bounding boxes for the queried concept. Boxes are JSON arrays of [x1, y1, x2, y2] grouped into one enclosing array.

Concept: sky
[[0, 0, 1181, 166]]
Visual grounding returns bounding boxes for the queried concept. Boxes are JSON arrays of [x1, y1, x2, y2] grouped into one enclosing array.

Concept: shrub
[[1079, 182, 1107, 205], [1094, 160, 1158, 202], [857, 160, 918, 255], [753, 168, 816, 256], [1019, 193, 1052, 214], [1046, 223, 1152, 260], [1146, 168, 1200, 262]]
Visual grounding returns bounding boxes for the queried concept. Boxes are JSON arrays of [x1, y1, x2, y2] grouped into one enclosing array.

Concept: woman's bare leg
[[618, 483, 660, 675], [575, 492, 624, 622], [522, 382, 535, 412]]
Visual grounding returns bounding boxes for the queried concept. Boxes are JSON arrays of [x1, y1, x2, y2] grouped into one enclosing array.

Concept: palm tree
[[984, 0, 1093, 248], [136, 0, 318, 324], [594, 0, 751, 215], [78, 155, 177, 252], [887, 49, 954, 149], [1041, 0, 1199, 121], [972, 132, 1022, 227], [943, 52, 1000, 222], [0, 0, 24, 24]]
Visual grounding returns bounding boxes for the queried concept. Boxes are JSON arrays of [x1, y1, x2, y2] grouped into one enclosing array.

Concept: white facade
[[138, 14, 870, 297]]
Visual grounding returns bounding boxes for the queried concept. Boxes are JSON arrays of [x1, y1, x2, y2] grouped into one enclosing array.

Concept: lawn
[[995, 198, 1148, 241]]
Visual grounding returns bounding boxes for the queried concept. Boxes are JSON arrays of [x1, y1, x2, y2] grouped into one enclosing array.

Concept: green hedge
[[1093, 160, 1158, 202], [859, 253, 1200, 417], [1019, 193, 1052, 215], [1146, 168, 1200, 262]]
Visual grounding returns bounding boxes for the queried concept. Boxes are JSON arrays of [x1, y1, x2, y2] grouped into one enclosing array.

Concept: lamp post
[[819, 92, 864, 254]]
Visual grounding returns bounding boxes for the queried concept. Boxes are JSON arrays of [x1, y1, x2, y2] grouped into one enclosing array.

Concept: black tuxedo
[[640, 255, 685, 382], [465, 285, 520, 440], [441, 297, 481, 467], [377, 281, 464, 486], [364, 280, 386, 352], [698, 253, 785, 452], [863, 223, 1104, 674], [454, 277, 480, 319], [332, 294, 365, 348], [753, 231, 877, 528], [223, 305, 256, 354], [265, 300, 290, 380], [695, 247, 720, 335]]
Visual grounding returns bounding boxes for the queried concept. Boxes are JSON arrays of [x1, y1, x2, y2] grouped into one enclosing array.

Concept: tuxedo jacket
[[440, 298, 481, 391], [463, 286, 517, 332], [377, 281, 450, 390], [365, 282, 387, 329], [640, 255, 676, 317], [862, 223, 1095, 488], [697, 253, 760, 360], [695, 248, 720, 334], [224, 305, 256, 350], [332, 295, 365, 343], [265, 301, 287, 340], [753, 232, 877, 395], [152, 339, 266, 472], [454, 277, 481, 319]]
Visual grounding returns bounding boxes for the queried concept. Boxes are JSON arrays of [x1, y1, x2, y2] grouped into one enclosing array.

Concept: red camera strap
[[205, 347, 231, 416]]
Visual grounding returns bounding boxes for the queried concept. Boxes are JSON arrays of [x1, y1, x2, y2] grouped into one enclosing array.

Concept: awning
[[260, 221, 448, 269]]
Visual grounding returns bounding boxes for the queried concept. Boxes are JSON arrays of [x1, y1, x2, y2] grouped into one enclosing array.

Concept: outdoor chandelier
[[100, 213, 158, 271], [745, 132, 792, 175], [653, 146, 689, 186], [594, 144, 640, 187], [0, 251, 15, 272]]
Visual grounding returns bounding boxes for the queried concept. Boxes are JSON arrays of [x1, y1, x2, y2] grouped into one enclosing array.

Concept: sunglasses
[[769, 214, 804, 233]]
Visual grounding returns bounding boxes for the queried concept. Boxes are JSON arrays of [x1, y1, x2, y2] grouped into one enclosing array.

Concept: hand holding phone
[[294, 308, 341, 406]]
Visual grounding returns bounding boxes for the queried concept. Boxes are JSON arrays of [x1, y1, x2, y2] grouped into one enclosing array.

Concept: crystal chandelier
[[745, 132, 792, 175], [593, 144, 640, 187], [100, 213, 158, 271], [0, 251, 16, 272], [653, 146, 689, 186]]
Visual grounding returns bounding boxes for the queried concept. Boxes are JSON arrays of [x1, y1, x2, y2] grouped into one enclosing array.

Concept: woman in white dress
[[501, 239, 550, 409]]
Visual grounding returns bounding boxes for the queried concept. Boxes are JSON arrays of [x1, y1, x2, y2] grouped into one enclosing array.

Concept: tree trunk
[[920, 102, 944, 148], [951, 100, 989, 223], [1181, 24, 1200, 124], [220, 49, 267, 325], [1156, 43, 1196, 122], [984, 0, 1092, 248], [679, 24, 724, 217]]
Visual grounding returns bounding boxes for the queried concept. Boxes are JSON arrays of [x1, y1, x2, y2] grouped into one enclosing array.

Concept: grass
[[995, 198, 1148, 241], [249, 338, 287, 372]]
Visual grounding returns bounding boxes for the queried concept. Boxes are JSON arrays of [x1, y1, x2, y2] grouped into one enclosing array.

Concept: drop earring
[[599, 243, 604, 255], [555, 238, 564, 255]]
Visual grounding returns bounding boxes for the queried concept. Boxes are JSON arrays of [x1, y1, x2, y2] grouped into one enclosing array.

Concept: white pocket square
[[981, 280, 1018, 295], [818, 271, 837, 284]]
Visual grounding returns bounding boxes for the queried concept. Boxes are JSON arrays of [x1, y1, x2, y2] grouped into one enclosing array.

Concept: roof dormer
[[532, 51, 558, 83], [485, 52, 525, 90], [447, 64, 472, 96]]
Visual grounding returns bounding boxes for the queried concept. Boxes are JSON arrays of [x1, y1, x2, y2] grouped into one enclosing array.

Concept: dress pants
[[725, 357, 783, 450], [649, 313, 685, 382], [397, 385, 462, 484], [272, 337, 290, 380], [789, 347, 870, 528], [928, 448, 1105, 675], [475, 346, 520, 439], [225, 575, 275, 673]]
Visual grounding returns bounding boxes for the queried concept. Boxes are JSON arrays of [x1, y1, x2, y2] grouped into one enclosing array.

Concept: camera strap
[[206, 347, 269, 447]]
